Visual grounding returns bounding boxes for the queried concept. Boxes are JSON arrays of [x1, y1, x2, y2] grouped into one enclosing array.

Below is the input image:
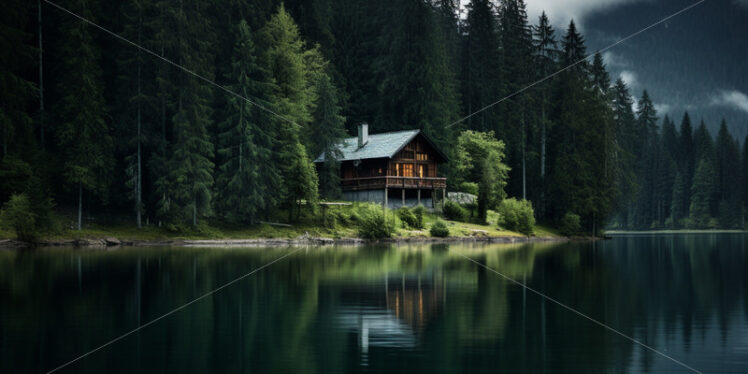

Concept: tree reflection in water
[[0, 234, 746, 373]]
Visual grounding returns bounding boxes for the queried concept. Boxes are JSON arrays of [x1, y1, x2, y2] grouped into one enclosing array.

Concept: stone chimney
[[357, 123, 369, 148]]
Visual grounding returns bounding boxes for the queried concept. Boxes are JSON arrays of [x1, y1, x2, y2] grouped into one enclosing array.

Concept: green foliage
[[429, 219, 449, 237], [0, 194, 36, 241], [443, 200, 467, 222], [559, 212, 581, 237], [355, 204, 395, 239], [458, 182, 478, 196], [412, 205, 426, 229], [397, 207, 419, 229], [496, 198, 535, 236], [454, 130, 509, 223]]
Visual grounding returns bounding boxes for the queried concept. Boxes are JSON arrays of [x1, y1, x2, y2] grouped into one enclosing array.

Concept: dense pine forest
[[1, 0, 746, 236]]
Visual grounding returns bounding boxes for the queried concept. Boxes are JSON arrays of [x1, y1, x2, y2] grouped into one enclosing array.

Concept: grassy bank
[[0, 203, 561, 242]]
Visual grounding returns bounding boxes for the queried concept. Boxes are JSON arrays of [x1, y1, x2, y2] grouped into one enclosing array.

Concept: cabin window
[[402, 163, 414, 177], [402, 150, 415, 159], [395, 164, 400, 176], [416, 153, 428, 161], [378, 168, 383, 175], [418, 164, 426, 177]]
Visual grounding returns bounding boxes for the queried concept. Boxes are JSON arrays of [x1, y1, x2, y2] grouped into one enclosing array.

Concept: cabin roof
[[313, 129, 447, 163]]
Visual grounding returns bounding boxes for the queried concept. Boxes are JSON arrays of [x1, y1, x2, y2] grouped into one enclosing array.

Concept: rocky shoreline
[[1, 234, 570, 249]]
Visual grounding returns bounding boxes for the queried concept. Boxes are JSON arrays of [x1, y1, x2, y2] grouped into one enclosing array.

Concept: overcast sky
[[461, 0, 748, 139]]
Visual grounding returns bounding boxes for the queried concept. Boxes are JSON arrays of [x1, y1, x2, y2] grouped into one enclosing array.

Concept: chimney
[[358, 123, 369, 148]]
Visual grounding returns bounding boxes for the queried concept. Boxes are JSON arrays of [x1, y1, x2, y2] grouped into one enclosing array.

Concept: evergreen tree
[[0, 0, 36, 160], [117, 0, 154, 228], [693, 119, 713, 164], [498, 0, 533, 199], [55, 0, 114, 230], [689, 159, 715, 228], [215, 20, 279, 224], [163, 0, 216, 226], [743, 135, 748, 227], [714, 120, 742, 227], [376, 0, 460, 148], [678, 112, 695, 217], [611, 78, 637, 226], [261, 5, 319, 220], [309, 72, 346, 200], [531, 11, 558, 217], [461, 0, 503, 132], [670, 171, 686, 227]]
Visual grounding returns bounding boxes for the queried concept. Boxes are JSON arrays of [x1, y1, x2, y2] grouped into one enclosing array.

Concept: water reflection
[[0, 234, 746, 373]]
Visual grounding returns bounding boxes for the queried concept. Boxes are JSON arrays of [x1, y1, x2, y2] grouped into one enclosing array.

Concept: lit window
[[419, 164, 425, 177], [402, 164, 414, 177], [395, 164, 400, 176], [378, 168, 383, 174], [417, 153, 428, 161]]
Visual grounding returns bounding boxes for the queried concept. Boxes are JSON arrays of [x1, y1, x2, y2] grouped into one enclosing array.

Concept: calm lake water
[[1, 234, 747, 373]]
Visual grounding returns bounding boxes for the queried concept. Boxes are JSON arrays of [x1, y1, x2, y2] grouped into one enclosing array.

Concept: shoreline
[[0, 234, 572, 249]]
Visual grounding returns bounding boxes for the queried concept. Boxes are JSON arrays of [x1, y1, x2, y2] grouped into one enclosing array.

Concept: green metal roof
[[315, 129, 430, 163]]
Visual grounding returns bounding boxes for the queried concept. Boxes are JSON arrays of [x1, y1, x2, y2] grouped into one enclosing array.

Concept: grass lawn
[[1, 203, 561, 241]]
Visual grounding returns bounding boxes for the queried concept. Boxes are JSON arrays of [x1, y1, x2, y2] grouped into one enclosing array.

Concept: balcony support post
[[402, 188, 405, 206], [417, 189, 421, 206], [384, 187, 388, 208]]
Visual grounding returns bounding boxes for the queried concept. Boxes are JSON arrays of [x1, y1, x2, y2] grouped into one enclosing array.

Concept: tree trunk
[[38, 0, 45, 149], [77, 182, 82, 231]]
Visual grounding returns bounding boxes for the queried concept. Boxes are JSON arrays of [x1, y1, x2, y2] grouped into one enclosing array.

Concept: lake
[[1, 234, 747, 373]]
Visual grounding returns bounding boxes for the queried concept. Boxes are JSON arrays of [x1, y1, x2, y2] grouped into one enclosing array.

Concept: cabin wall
[[388, 137, 438, 177]]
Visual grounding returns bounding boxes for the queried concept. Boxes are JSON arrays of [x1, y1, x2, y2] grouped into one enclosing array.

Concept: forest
[[1, 0, 746, 236]]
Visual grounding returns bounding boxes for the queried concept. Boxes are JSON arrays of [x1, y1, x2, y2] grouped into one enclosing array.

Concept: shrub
[[559, 212, 581, 237], [458, 182, 479, 196], [397, 207, 419, 229], [430, 220, 449, 237], [496, 198, 535, 235], [443, 200, 467, 221], [412, 205, 426, 229], [0, 194, 37, 241], [356, 204, 396, 239]]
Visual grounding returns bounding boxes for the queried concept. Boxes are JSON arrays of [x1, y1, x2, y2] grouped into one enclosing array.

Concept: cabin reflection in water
[[314, 124, 448, 209], [332, 273, 445, 358]]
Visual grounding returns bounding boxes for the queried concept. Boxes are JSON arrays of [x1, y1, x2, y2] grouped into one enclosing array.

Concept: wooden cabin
[[314, 124, 447, 208]]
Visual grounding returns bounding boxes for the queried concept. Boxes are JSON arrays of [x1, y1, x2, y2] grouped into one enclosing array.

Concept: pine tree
[[532, 11, 558, 218], [611, 78, 637, 226], [215, 20, 279, 224], [743, 135, 748, 227], [309, 72, 346, 200], [632, 90, 658, 227], [0, 0, 36, 160], [117, 0, 153, 229], [498, 0, 533, 199], [692, 120, 713, 164], [678, 112, 695, 217], [670, 171, 685, 227], [461, 0, 503, 132], [689, 159, 715, 228], [714, 120, 742, 227], [261, 5, 320, 220], [55, 0, 114, 230], [164, 0, 216, 226]]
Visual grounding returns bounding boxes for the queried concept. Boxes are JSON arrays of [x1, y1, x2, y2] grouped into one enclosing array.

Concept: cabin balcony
[[341, 176, 447, 191]]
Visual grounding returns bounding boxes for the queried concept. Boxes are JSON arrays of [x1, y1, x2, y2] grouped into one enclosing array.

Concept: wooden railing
[[341, 176, 447, 190]]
